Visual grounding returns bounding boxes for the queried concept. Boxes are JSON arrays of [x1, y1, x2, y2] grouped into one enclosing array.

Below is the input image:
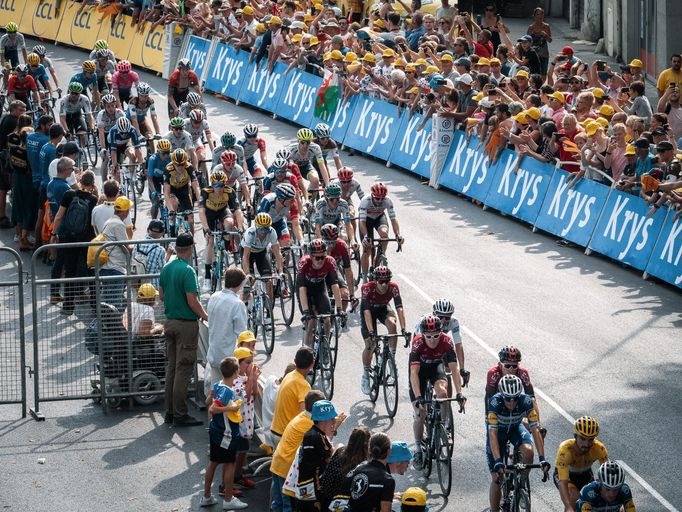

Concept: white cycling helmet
[[137, 82, 151, 95], [498, 374, 523, 399], [187, 91, 201, 105], [272, 157, 289, 170], [116, 117, 131, 134], [597, 461, 625, 489], [275, 148, 291, 160], [432, 298, 454, 316]]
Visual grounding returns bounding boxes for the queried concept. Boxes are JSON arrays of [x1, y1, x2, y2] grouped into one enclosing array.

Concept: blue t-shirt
[[38, 142, 57, 188], [208, 382, 241, 449], [576, 481, 634, 511], [147, 152, 169, 178], [46, 177, 71, 217], [26, 132, 49, 184]]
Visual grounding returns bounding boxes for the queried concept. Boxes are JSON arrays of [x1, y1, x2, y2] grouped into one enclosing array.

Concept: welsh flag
[[314, 72, 340, 119]]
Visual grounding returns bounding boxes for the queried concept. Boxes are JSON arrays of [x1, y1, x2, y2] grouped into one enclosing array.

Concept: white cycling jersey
[[164, 129, 195, 150], [358, 195, 396, 221], [331, 178, 364, 205], [96, 108, 125, 133], [241, 226, 278, 252], [210, 163, 247, 187], [183, 118, 210, 143], [285, 141, 324, 169], [59, 94, 92, 115]]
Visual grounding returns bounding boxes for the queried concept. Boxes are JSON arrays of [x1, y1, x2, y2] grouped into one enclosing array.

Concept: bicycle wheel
[[368, 350, 380, 403], [422, 419, 434, 478], [511, 477, 531, 512], [124, 174, 138, 228], [352, 247, 362, 287], [436, 423, 452, 497], [134, 166, 146, 196], [211, 249, 222, 293], [382, 353, 399, 418], [442, 400, 455, 457], [329, 315, 339, 368], [279, 269, 295, 326], [86, 129, 99, 168], [258, 295, 275, 355], [317, 336, 334, 399]]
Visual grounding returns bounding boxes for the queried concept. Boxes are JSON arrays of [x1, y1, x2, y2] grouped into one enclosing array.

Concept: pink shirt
[[111, 71, 140, 91]]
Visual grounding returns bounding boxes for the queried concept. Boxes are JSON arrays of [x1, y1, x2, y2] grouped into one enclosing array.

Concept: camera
[[595, 60, 605, 71]]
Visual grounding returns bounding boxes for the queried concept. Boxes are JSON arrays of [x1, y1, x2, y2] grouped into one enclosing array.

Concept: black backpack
[[59, 194, 90, 240]]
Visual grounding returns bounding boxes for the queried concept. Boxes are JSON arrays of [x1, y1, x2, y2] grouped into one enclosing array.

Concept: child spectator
[[231, 346, 260, 491]]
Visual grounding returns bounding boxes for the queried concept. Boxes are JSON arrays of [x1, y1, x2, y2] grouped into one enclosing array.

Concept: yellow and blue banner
[[55, 2, 99, 50], [20, 0, 62, 41], [127, 21, 165, 73]]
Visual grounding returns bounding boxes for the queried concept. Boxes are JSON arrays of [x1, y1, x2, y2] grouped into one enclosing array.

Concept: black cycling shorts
[[409, 363, 447, 402], [170, 187, 193, 212], [552, 468, 594, 491], [360, 305, 395, 338], [365, 214, 388, 239], [65, 113, 86, 135], [304, 284, 331, 315], [205, 208, 229, 230], [248, 250, 273, 277]]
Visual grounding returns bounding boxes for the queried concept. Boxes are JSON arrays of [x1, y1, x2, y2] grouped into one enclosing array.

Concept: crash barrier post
[[0, 247, 27, 419], [29, 238, 205, 418]]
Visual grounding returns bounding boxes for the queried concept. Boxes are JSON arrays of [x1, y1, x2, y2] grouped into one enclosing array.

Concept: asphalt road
[[0, 35, 680, 512]]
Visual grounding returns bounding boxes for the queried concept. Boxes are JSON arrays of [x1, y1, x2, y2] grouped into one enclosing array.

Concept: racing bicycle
[[244, 275, 276, 355], [207, 228, 241, 294], [304, 312, 341, 400], [367, 332, 407, 418], [498, 442, 550, 512], [360, 237, 403, 284]]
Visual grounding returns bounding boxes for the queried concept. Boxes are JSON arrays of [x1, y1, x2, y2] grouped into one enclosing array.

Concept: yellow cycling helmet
[[255, 213, 272, 228], [297, 128, 313, 142], [210, 169, 227, 185], [156, 138, 172, 152], [171, 148, 188, 165], [401, 487, 427, 507], [574, 416, 600, 439], [5, 22, 18, 33], [82, 60, 96, 72], [27, 53, 40, 66]]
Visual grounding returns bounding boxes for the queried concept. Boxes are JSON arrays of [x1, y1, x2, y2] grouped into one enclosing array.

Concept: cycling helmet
[[101, 94, 116, 105], [498, 345, 522, 363], [337, 167, 354, 181], [221, 132, 236, 148], [320, 223, 339, 241], [373, 265, 392, 281], [156, 138, 172, 152], [255, 212, 272, 228], [115, 117, 131, 134], [32, 45, 46, 56], [189, 109, 205, 122], [171, 148, 188, 165], [117, 60, 131, 73], [187, 91, 201, 105], [272, 157, 288, 170], [275, 183, 296, 200], [314, 122, 330, 139], [297, 128, 314, 142], [275, 148, 291, 160], [243, 123, 258, 137], [169, 117, 185, 128], [325, 183, 341, 198], [309, 239, 326, 255], [67, 81, 83, 94], [498, 374, 523, 399], [137, 82, 151, 95], [14, 64, 27, 75], [82, 60, 96, 72], [95, 49, 109, 59], [221, 150, 237, 166], [420, 314, 442, 334], [573, 416, 600, 439], [433, 298, 454, 316], [370, 182, 388, 199], [597, 461, 625, 489], [210, 169, 227, 185], [27, 53, 40, 66], [94, 39, 109, 50], [177, 57, 191, 68], [5, 22, 18, 33]]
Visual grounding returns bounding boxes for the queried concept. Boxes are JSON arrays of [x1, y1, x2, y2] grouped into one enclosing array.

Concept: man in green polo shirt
[[159, 233, 208, 427]]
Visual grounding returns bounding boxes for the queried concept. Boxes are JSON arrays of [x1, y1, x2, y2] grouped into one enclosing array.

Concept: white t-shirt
[[123, 302, 155, 335], [91, 202, 131, 234], [48, 159, 77, 186]]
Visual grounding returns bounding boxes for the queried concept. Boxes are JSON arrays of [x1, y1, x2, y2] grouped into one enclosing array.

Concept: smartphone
[[671, 83, 677, 88], [595, 61, 605, 71], [554, 133, 566, 140], [621, 87, 630, 94]]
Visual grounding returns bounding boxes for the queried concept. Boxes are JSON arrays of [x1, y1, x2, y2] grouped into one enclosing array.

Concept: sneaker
[[218, 485, 242, 497], [200, 495, 218, 507], [0, 217, 13, 229], [361, 371, 370, 395], [234, 477, 256, 489], [222, 497, 248, 510], [202, 278, 212, 293], [412, 451, 423, 470]]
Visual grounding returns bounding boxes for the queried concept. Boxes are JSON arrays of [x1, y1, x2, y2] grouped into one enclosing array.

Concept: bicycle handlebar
[[498, 463, 550, 483]]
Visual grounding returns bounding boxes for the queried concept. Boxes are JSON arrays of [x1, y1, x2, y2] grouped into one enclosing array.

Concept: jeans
[[271, 473, 294, 512], [99, 268, 125, 311]]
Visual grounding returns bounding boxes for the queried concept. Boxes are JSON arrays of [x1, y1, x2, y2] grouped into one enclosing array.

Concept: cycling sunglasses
[[503, 363, 518, 369], [313, 255, 325, 261]]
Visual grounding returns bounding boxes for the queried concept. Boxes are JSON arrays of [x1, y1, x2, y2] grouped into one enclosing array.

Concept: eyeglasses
[[172, 127, 183, 130], [159, 151, 170, 156], [424, 332, 440, 339], [503, 363, 518, 369], [377, 280, 389, 284], [313, 255, 325, 261], [503, 397, 518, 402]]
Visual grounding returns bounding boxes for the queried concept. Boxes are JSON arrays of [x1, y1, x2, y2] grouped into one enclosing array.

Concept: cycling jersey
[[97, 108, 125, 134], [168, 70, 199, 92], [41, 56, 55, 71], [413, 316, 462, 344], [409, 332, 457, 368], [258, 192, 291, 224], [212, 163, 247, 188], [555, 439, 608, 482], [107, 125, 140, 148], [89, 48, 116, 64], [314, 197, 351, 226], [315, 138, 339, 160], [178, 101, 207, 119], [285, 141, 324, 168], [59, 94, 91, 115], [212, 144, 245, 168], [94, 59, 116, 79], [360, 281, 402, 309], [296, 255, 338, 287], [8, 75, 37, 98], [28, 64, 50, 87], [336, 460, 395, 512], [184, 118, 210, 142], [332, 177, 364, 204], [164, 164, 197, 190], [485, 365, 534, 399], [147, 152, 169, 178], [487, 392, 538, 432], [327, 239, 351, 269], [0, 33, 26, 52], [241, 226, 278, 252], [127, 97, 157, 121], [111, 71, 140, 91], [70, 71, 98, 92], [358, 195, 396, 221], [163, 129, 195, 151], [238, 137, 266, 160], [199, 187, 233, 212], [576, 481, 635, 512], [263, 171, 298, 194]]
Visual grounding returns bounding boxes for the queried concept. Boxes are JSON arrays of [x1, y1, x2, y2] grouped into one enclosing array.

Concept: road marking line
[[398, 272, 680, 512]]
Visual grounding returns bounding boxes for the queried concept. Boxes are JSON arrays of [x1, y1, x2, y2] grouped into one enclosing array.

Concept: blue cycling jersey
[[70, 71, 98, 91], [147, 152, 169, 178], [107, 125, 140, 148], [576, 481, 634, 511], [258, 192, 290, 224], [487, 392, 538, 432], [28, 64, 50, 86]]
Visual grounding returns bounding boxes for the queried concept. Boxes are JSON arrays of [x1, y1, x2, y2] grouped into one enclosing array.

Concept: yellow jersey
[[555, 438, 608, 481]]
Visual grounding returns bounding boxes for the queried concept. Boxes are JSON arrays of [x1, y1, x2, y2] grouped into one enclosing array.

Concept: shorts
[[112, 145, 129, 162], [248, 250, 273, 276], [97, 75, 109, 93], [171, 90, 188, 114], [485, 424, 533, 473], [365, 215, 388, 239], [305, 285, 331, 315], [5, 49, 19, 68], [34, 182, 47, 213], [209, 440, 237, 464], [246, 156, 262, 176], [335, 267, 348, 289], [298, 161, 313, 180], [408, 363, 447, 402], [137, 118, 152, 137], [553, 468, 594, 491], [170, 187, 193, 212], [65, 113, 86, 135], [360, 305, 395, 338], [205, 208, 229, 230], [149, 176, 164, 198], [236, 436, 250, 454], [118, 88, 132, 105], [272, 218, 290, 241]]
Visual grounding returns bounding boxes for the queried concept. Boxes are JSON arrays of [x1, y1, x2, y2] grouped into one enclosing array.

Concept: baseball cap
[[394, 57, 406, 68], [656, 140, 674, 152], [137, 283, 159, 299], [456, 73, 473, 86], [323, 52, 332, 62], [233, 347, 253, 360], [227, 400, 243, 424], [414, 58, 427, 66], [242, 5, 254, 14], [633, 137, 651, 150], [597, 104, 614, 117], [584, 121, 599, 136], [624, 144, 636, 156], [362, 53, 376, 63], [311, 400, 338, 421], [441, 53, 454, 62], [382, 48, 395, 58], [477, 57, 490, 66], [591, 88, 605, 99], [176, 232, 194, 247], [256, 23, 267, 33], [344, 51, 358, 63], [549, 91, 565, 103], [513, 112, 530, 125], [423, 65, 439, 75], [148, 219, 164, 233], [517, 35, 532, 42], [489, 57, 501, 65], [330, 50, 343, 60], [525, 107, 541, 121], [291, 20, 306, 30], [562, 45, 574, 55], [373, 19, 385, 29], [455, 57, 471, 69], [309, 36, 319, 46], [386, 441, 412, 463], [515, 69, 529, 79], [291, 34, 303, 43], [401, 488, 427, 507], [237, 330, 257, 344], [651, 126, 667, 137], [628, 58, 643, 68], [594, 117, 609, 129], [114, 196, 132, 211], [472, 92, 484, 102], [269, 15, 282, 25]]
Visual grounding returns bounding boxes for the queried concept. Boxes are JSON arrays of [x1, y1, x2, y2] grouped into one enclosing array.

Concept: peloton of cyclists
[[127, 82, 161, 140]]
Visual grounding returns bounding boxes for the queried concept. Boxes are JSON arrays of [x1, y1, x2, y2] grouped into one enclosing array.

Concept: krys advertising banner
[[20, 0, 62, 41], [342, 95, 401, 162], [644, 209, 682, 289], [181, 35, 211, 81], [388, 111, 432, 179], [276, 68, 322, 128], [203, 43, 248, 100], [55, 1, 99, 50], [238, 60, 287, 112], [437, 132, 495, 203], [310, 94, 358, 144]]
